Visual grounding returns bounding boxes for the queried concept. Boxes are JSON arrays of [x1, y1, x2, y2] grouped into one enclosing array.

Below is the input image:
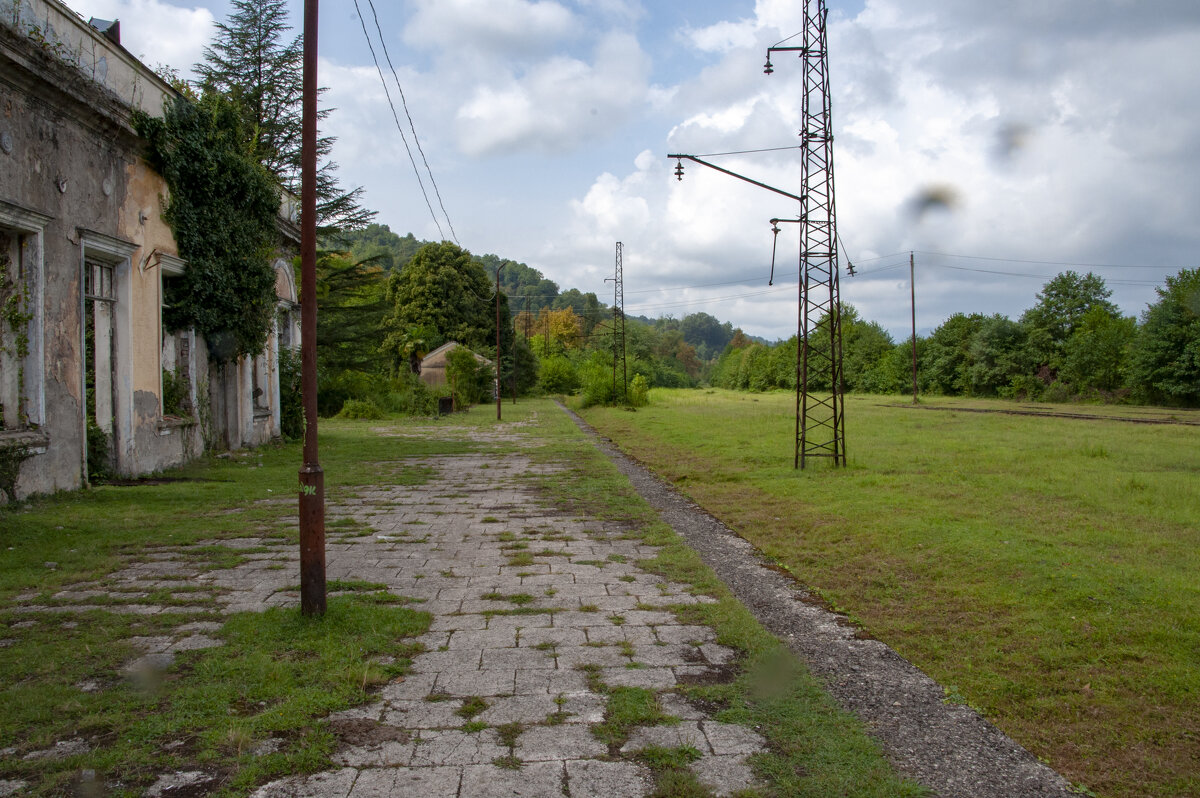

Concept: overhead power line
[[351, 0, 451, 242], [694, 145, 804, 158], [929, 263, 1161, 286], [363, 0, 458, 244], [626, 285, 791, 314], [913, 250, 1167, 270]]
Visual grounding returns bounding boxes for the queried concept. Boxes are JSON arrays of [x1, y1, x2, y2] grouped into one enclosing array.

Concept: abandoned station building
[[0, 0, 300, 501]]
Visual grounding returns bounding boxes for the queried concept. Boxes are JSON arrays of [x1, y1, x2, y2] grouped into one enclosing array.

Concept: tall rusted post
[[910, 251, 918, 404], [298, 0, 325, 617], [495, 264, 502, 421]]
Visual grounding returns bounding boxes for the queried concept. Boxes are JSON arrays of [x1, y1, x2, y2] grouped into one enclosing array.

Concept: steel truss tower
[[767, 0, 846, 467], [610, 242, 628, 405]]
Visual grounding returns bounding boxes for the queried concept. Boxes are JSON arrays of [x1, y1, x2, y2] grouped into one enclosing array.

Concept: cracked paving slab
[[252, 418, 766, 797], [4, 415, 775, 796]]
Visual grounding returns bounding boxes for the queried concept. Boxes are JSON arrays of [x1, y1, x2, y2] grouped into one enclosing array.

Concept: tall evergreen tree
[[195, 0, 372, 235]]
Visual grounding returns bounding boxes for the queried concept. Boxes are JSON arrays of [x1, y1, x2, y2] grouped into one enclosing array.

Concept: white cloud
[[455, 31, 650, 155], [570, 0, 645, 24], [549, 0, 1200, 340], [569, 148, 657, 243], [685, 19, 757, 54], [81, 0, 214, 78], [403, 0, 578, 55]]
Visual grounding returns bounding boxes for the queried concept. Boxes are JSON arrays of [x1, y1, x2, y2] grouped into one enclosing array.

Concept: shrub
[[539, 355, 579, 394], [317, 369, 385, 417], [336, 398, 384, 419], [162, 368, 191, 417], [86, 424, 112, 482], [628, 374, 649, 407], [445, 346, 493, 409], [277, 347, 304, 438], [376, 372, 440, 416], [579, 356, 617, 407]]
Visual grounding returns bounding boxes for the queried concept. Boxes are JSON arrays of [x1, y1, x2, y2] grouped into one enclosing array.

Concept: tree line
[[712, 269, 1200, 406], [315, 224, 744, 414]]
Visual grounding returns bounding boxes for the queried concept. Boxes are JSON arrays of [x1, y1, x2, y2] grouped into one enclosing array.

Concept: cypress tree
[[195, 0, 373, 236]]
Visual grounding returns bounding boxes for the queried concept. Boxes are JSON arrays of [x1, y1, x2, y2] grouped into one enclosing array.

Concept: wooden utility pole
[[298, 0, 326, 616], [910, 251, 918, 404]]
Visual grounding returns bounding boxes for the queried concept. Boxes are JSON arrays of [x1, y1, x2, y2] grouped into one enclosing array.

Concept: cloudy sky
[[84, 0, 1200, 340]]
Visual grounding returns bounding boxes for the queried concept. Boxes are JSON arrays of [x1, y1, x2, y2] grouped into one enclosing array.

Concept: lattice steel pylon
[[766, 0, 846, 468], [608, 242, 628, 405]]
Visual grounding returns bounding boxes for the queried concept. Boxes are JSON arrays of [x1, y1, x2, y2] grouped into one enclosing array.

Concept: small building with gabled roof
[[417, 342, 493, 390]]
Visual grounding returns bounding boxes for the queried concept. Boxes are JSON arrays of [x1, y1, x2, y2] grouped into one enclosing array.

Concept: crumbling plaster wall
[[2, 0, 298, 500], [0, 15, 191, 497], [122, 157, 202, 474]]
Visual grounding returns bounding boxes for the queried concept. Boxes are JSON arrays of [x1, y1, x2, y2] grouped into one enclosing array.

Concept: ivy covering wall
[[134, 93, 280, 359]]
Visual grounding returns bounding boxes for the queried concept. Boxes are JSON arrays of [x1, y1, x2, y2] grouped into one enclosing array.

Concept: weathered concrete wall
[[121, 158, 201, 474], [5, 0, 174, 116], [1, 0, 301, 501], [0, 11, 186, 496], [2, 27, 124, 495]]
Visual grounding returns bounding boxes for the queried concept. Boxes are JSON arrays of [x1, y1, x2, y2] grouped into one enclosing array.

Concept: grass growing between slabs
[[0, 597, 428, 796], [577, 388, 1200, 798], [0, 417, 483, 795], [527, 399, 925, 798], [0, 418, 477, 603]]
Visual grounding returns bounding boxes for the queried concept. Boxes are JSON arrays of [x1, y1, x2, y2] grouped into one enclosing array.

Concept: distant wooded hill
[[337, 224, 740, 360]]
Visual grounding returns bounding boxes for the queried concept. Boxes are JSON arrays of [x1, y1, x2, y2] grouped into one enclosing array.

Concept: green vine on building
[[1, 248, 33, 427], [0, 248, 34, 503], [133, 92, 281, 359]]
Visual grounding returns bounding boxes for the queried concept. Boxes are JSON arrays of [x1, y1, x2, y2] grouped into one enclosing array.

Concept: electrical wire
[[507, 246, 1169, 323], [771, 30, 803, 48], [914, 250, 1167, 270], [364, 0, 458, 244], [352, 0, 445, 241], [693, 145, 804, 158], [928, 262, 1161, 286], [626, 285, 793, 314]]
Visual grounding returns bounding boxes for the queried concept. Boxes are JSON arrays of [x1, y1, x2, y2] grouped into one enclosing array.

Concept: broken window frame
[[78, 229, 136, 477], [149, 252, 193, 419], [0, 202, 50, 434]]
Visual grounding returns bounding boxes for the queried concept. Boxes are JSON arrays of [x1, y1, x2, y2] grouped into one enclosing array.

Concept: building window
[[83, 259, 118, 446], [79, 229, 135, 477], [252, 350, 271, 413], [153, 253, 191, 418], [0, 202, 49, 432]]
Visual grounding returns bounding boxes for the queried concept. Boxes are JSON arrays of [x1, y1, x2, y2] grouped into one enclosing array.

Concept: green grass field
[[578, 389, 1200, 798]]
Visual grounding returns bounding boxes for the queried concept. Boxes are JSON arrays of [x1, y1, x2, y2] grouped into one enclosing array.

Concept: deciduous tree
[[381, 243, 511, 370], [1021, 271, 1119, 372], [1127, 268, 1200, 405]]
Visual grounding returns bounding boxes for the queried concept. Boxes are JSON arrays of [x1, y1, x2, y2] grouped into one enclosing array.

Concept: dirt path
[[563, 405, 1079, 798]]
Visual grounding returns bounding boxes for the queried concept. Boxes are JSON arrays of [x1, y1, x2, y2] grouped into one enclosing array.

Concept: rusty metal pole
[[298, 0, 325, 617], [512, 296, 521, 405], [495, 264, 502, 421], [910, 251, 918, 404]]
